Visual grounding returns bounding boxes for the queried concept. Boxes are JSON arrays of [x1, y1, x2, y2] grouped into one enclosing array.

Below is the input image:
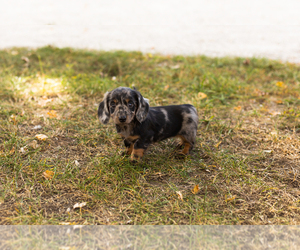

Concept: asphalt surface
[[1, 0, 300, 62]]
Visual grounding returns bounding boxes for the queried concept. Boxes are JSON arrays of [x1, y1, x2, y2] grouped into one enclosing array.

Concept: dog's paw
[[175, 151, 189, 159], [130, 154, 143, 163], [121, 151, 129, 157]]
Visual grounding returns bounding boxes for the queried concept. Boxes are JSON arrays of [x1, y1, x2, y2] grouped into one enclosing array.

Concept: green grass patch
[[1, 46, 300, 225]]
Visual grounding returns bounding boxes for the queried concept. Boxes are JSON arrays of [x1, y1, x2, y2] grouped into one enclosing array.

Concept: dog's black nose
[[119, 116, 126, 123]]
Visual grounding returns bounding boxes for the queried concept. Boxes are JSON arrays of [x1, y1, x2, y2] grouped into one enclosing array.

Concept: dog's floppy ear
[[135, 90, 149, 123], [98, 91, 111, 124]]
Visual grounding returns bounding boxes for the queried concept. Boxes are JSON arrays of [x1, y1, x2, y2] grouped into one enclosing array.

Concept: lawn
[[1, 46, 300, 225]]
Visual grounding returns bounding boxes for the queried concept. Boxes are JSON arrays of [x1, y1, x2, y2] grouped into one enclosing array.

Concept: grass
[[1, 46, 300, 225]]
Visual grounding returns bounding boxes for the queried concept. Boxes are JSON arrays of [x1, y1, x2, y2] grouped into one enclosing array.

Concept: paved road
[[1, 0, 300, 62]]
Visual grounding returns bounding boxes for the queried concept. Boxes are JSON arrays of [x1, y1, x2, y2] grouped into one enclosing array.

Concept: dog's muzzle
[[118, 114, 127, 123]]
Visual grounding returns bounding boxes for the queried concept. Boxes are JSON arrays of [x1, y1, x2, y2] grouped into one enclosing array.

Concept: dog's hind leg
[[176, 135, 193, 155]]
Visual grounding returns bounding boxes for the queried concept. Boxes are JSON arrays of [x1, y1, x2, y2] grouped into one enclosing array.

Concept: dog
[[98, 87, 198, 161]]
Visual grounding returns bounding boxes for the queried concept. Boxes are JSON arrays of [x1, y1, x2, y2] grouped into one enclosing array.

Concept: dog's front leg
[[123, 139, 134, 155], [130, 140, 148, 162]]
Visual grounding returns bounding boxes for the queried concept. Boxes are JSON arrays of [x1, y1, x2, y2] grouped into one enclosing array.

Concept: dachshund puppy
[[98, 87, 198, 161]]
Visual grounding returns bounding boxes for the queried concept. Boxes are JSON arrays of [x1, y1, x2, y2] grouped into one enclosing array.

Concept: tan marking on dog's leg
[[131, 148, 145, 161], [127, 135, 140, 141], [175, 135, 185, 148], [175, 135, 183, 143], [126, 144, 134, 155], [177, 135, 192, 155], [181, 142, 191, 155]]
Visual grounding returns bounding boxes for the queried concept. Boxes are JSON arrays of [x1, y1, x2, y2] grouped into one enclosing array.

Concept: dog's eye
[[128, 103, 134, 108], [110, 102, 116, 107]]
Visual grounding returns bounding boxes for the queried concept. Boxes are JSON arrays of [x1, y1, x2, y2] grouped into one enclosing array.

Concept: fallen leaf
[[212, 174, 219, 184], [263, 150, 272, 153], [288, 206, 300, 210], [28, 140, 39, 149], [32, 125, 42, 130], [276, 81, 285, 88], [35, 134, 48, 141], [176, 191, 183, 201], [59, 222, 71, 225], [243, 59, 250, 65], [214, 141, 222, 148], [9, 147, 15, 154], [74, 160, 80, 166], [10, 114, 16, 123], [271, 131, 278, 136], [19, 147, 27, 154], [47, 110, 57, 118], [197, 92, 207, 100], [21, 56, 29, 63], [170, 64, 180, 69], [191, 185, 199, 194], [43, 170, 54, 180], [164, 85, 169, 90], [234, 106, 242, 111], [276, 100, 283, 104], [269, 111, 281, 116], [38, 98, 52, 107], [225, 196, 236, 202], [73, 202, 87, 209]]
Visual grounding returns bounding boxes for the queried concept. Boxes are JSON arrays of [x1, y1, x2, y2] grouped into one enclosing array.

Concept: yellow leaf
[[234, 106, 242, 111], [10, 147, 15, 154], [197, 92, 207, 100], [214, 141, 222, 148], [176, 191, 183, 201], [10, 114, 16, 123], [276, 81, 285, 88], [212, 174, 219, 184], [164, 85, 169, 90], [288, 206, 300, 210], [225, 196, 236, 202], [35, 134, 48, 141], [59, 222, 71, 225], [43, 170, 54, 180], [47, 110, 57, 118], [276, 100, 283, 104], [148, 53, 153, 58], [191, 185, 199, 194]]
